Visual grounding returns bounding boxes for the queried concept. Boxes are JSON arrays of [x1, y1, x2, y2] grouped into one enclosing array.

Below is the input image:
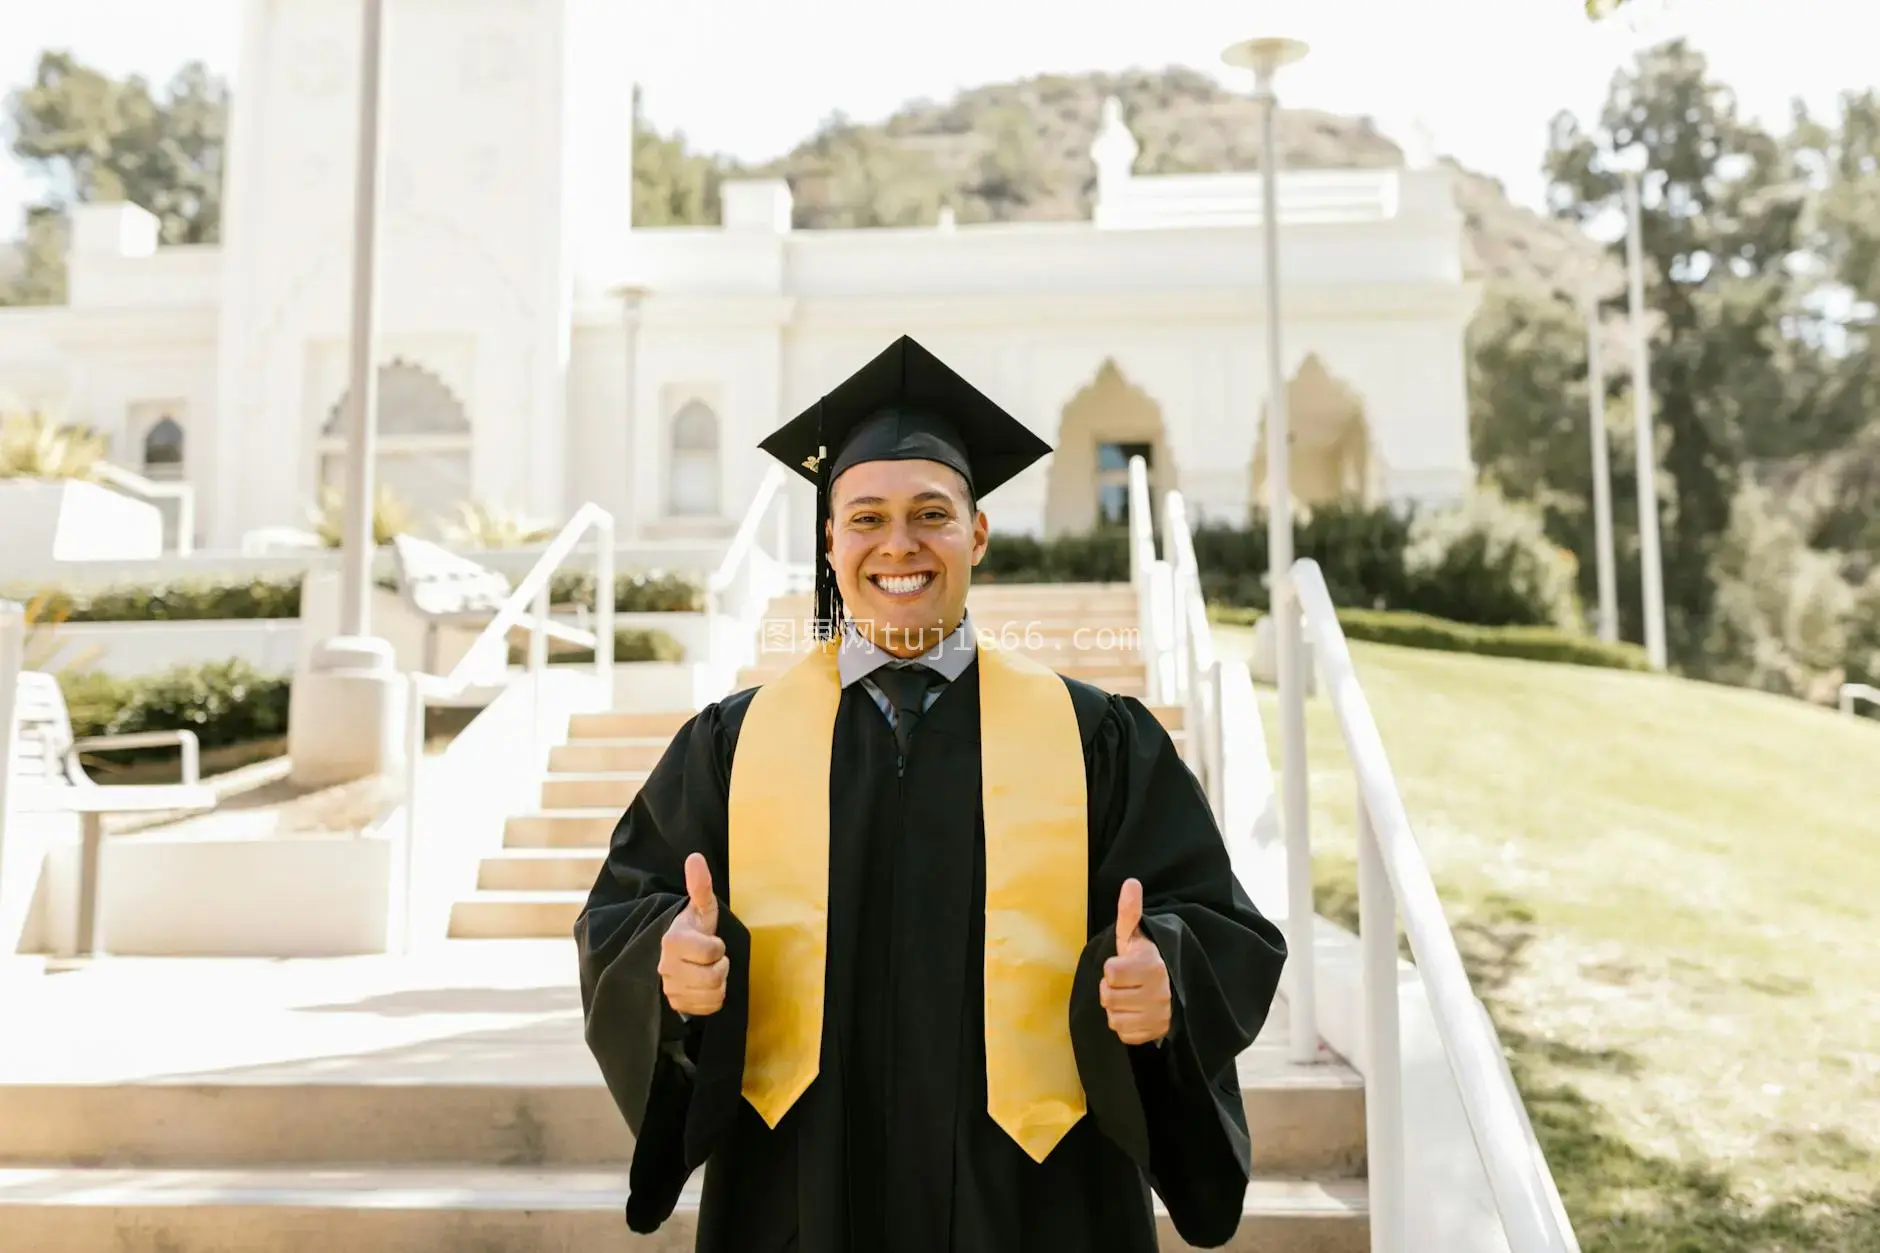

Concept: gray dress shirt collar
[[836, 611, 978, 689]]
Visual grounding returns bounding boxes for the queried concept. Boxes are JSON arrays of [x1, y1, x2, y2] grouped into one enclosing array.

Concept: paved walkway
[[0, 940, 593, 1085]]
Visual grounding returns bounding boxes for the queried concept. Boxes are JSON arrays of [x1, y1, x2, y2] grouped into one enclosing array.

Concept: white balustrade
[[393, 502, 615, 952]]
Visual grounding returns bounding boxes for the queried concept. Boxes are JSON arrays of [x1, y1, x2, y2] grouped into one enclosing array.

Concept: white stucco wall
[[0, 0, 1480, 555]]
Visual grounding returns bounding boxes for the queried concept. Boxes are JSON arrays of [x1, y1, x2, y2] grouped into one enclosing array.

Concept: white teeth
[[874, 573, 932, 595]]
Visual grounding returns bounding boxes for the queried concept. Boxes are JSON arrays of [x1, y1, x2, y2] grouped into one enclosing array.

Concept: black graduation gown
[[574, 662, 1288, 1253]]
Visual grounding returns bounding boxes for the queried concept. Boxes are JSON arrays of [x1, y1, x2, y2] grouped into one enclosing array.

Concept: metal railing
[[392, 503, 616, 951], [1161, 492, 1225, 816], [1841, 682, 1880, 717], [0, 601, 23, 938], [702, 464, 792, 696], [1127, 457, 1175, 704], [1154, 468, 1316, 1066], [1291, 557, 1580, 1253], [94, 462, 197, 556], [1140, 492, 1579, 1251]]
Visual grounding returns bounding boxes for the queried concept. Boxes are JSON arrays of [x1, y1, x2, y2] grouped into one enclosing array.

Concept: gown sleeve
[[573, 697, 753, 1234], [1066, 690, 1289, 1250]]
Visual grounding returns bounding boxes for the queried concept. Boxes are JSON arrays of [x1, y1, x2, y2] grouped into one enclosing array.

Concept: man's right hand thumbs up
[[659, 853, 728, 1016]]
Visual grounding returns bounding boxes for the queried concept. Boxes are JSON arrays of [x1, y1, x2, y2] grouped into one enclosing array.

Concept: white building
[[0, 0, 1481, 558]]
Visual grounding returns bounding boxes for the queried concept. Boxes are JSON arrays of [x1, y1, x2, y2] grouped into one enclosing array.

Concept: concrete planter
[[0, 479, 164, 571]]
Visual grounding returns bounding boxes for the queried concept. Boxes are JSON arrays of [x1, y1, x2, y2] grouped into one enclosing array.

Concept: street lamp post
[[1617, 149, 1668, 670], [340, 0, 387, 637], [1583, 282, 1619, 643], [1221, 33, 1316, 1073], [286, 0, 407, 789]]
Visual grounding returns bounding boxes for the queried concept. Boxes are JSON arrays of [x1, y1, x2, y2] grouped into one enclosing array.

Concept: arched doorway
[[666, 399, 722, 517], [319, 359, 474, 525], [1043, 359, 1174, 537], [1249, 355, 1374, 512]]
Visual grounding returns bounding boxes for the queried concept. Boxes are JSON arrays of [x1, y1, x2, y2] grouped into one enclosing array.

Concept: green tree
[[0, 208, 68, 306], [632, 86, 723, 227], [1543, 39, 1812, 670], [8, 52, 227, 244], [2, 51, 228, 305], [1466, 281, 1665, 642]]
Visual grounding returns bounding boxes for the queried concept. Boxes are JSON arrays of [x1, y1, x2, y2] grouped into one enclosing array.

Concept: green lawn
[[1213, 627, 1880, 1252]]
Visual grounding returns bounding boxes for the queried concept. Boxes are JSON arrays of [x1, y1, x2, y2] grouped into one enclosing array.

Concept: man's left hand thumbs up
[[1101, 878, 1171, 1046]]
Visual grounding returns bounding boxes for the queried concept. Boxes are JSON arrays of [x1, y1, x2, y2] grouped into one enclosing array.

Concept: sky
[[0, 0, 1871, 238]]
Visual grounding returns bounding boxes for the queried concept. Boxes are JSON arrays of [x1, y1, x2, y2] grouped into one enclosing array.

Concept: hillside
[[1212, 624, 1880, 1249], [718, 65, 1612, 296]]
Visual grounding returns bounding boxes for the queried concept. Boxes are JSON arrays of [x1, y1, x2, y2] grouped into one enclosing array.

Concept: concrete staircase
[[0, 945, 1367, 1251], [0, 581, 1372, 1250], [448, 582, 1170, 942]]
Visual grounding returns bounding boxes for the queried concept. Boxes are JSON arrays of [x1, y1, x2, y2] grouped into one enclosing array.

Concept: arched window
[[666, 399, 720, 517], [318, 359, 473, 523], [142, 417, 185, 481]]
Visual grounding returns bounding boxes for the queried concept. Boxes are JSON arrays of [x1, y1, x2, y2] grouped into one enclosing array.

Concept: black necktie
[[871, 664, 944, 763]]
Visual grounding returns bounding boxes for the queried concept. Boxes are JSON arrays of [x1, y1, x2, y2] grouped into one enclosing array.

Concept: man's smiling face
[[825, 457, 988, 658]]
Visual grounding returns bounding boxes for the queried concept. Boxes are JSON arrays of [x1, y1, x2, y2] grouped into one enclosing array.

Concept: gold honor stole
[[725, 636, 1089, 1163]]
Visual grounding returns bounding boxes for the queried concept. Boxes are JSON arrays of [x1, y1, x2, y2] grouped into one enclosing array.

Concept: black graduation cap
[[759, 334, 1052, 638]]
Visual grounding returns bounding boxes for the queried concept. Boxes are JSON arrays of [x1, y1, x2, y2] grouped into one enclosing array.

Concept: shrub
[[10, 570, 700, 623], [1400, 487, 1582, 629], [1210, 604, 1649, 673], [976, 530, 1131, 583], [1192, 502, 1418, 611], [312, 484, 415, 546], [443, 500, 557, 549], [58, 660, 293, 755], [18, 577, 306, 623], [506, 627, 685, 667], [549, 570, 704, 614], [0, 410, 107, 480]]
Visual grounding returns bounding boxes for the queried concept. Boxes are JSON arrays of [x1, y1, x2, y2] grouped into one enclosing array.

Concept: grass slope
[[1216, 628, 1880, 1251]]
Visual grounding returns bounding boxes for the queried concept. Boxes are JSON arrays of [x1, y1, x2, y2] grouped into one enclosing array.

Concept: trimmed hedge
[[11, 570, 703, 624], [19, 577, 304, 622], [972, 493, 1581, 633], [553, 570, 702, 614], [506, 627, 686, 667], [975, 530, 1132, 584], [1210, 605, 1650, 672], [59, 660, 293, 752]]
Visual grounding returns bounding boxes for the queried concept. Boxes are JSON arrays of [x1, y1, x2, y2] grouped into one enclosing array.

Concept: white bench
[[391, 534, 598, 677], [7, 671, 217, 957]]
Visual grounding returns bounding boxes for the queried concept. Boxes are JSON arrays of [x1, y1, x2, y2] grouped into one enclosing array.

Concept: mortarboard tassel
[[812, 400, 841, 642]]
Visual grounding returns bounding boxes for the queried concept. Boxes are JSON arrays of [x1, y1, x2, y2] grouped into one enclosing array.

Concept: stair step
[[479, 849, 605, 892], [0, 1167, 1367, 1252], [540, 772, 646, 809], [0, 962, 1361, 1181], [502, 810, 618, 848], [0, 1049, 1359, 1174], [448, 891, 584, 939], [567, 710, 692, 741], [547, 738, 669, 773]]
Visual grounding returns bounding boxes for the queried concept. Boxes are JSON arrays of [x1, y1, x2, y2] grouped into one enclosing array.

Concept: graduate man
[[575, 335, 1288, 1253]]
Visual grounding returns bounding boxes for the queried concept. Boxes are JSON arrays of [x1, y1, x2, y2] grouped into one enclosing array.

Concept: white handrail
[[703, 464, 791, 695], [1161, 485, 1314, 1061], [1128, 456, 1171, 704], [0, 600, 23, 941], [1292, 557, 1580, 1253], [707, 464, 789, 601], [94, 462, 196, 556], [390, 502, 616, 952], [1162, 492, 1224, 815], [1840, 682, 1880, 717]]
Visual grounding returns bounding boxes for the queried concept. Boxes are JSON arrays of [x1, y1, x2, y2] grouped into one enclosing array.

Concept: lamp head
[[1222, 35, 1310, 86]]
